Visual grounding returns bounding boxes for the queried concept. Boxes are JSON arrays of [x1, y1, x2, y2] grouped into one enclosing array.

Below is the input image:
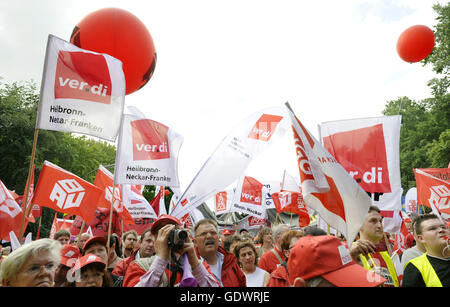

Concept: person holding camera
[[123, 215, 219, 287]]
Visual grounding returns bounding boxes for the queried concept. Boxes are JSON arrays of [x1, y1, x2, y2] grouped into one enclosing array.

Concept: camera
[[167, 229, 188, 250]]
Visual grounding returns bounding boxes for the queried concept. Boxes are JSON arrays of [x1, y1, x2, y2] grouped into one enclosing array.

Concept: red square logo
[[131, 119, 170, 161], [248, 114, 283, 142], [323, 124, 391, 193], [240, 176, 263, 206], [54, 51, 112, 104], [216, 192, 227, 212]]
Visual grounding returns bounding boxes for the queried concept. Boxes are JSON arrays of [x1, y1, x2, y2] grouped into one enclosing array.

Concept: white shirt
[[244, 266, 267, 287]]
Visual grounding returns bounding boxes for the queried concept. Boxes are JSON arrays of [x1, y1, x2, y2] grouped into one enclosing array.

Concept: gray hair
[[0, 238, 62, 283], [272, 224, 290, 240]]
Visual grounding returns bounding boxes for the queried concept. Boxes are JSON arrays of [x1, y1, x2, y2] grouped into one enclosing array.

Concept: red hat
[[221, 229, 233, 235], [150, 214, 182, 235], [82, 236, 107, 254], [73, 254, 106, 272], [60, 244, 80, 267], [287, 235, 386, 287]]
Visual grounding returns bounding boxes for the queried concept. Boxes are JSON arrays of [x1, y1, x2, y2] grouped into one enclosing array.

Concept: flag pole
[[36, 216, 42, 240], [106, 184, 116, 253], [19, 128, 39, 240]]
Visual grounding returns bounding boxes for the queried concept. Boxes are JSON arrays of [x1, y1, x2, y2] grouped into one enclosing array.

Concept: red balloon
[[70, 8, 157, 95], [396, 25, 435, 63]]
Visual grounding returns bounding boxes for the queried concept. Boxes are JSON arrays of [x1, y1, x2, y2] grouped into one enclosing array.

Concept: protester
[[220, 229, 233, 247], [287, 235, 386, 287], [54, 229, 71, 245], [122, 230, 139, 258], [255, 227, 273, 257], [266, 230, 303, 287], [54, 244, 80, 287], [76, 232, 91, 253], [107, 233, 123, 273], [223, 234, 243, 254], [82, 236, 121, 286], [258, 224, 290, 274], [0, 238, 61, 287], [403, 214, 450, 287], [113, 228, 155, 278], [193, 218, 246, 287], [349, 205, 401, 287], [303, 226, 327, 236], [124, 215, 219, 287], [401, 217, 426, 268], [64, 254, 113, 287], [234, 241, 269, 287]]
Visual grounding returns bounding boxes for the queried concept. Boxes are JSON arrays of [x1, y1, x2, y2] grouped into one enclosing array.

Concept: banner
[[171, 106, 290, 219], [121, 184, 157, 219], [414, 168, 450, 218], [319, 115, 402, 211], [231, 176, 268, 219], [33, 161, 102, 222], [154, 186, 168, 216], [214, 190, 233, 216], [262, 180, 281, 210], [49, 216, 74, 239], [403, 187, 418, 214], [36, 34, 125, 141], [238, 215, 270, 230], [286, 103, 372, 246], [114, 112, 183, 187], [0, 180, 24, 240]]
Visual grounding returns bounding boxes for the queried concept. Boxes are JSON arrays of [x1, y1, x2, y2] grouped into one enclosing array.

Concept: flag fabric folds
[[230, 176, 268, 219], [0, 180, 24, 240], [414, 168, 450, 219], [36, 34, 125, 141], [285, 102, 372, 246]]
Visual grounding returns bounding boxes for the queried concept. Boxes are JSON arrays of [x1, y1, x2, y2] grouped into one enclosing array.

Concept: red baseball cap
[[287, 235, 386, 287], [150, 214, 182, 235], [60, 244, 80, 267], [221, 229, 233, 235], [82, 236, 107, 254], [73, 254, 106, 272]]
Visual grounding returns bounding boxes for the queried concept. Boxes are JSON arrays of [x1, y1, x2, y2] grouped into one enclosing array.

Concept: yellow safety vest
[[360, 251, 400, 287], [406, 253, 443, 287]]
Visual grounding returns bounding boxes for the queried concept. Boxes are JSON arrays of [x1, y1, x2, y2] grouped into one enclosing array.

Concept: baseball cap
[[221, 229, 233, 235], [287, 235, 386, 287], [73, 254, 106, 272], [150, 214, 182, 235], [60, 244, 80, 267], [82, 236, 107, 254]]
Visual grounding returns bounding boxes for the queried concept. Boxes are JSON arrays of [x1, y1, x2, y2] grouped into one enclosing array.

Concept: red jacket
[[266, 264, 289, 287], [217, 246, 247, 287], [113, 249, 139, 277]]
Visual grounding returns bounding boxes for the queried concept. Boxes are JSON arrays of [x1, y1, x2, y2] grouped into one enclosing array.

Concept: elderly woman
[[0, 238, 62, 287], [234, 241, 270, 287]]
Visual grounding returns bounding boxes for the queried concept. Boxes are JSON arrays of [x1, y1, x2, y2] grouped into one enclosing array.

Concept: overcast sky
[[0, 0, 444, 201]]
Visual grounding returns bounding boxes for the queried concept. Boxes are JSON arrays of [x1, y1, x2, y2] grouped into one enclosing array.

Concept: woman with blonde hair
[[0, 238, 62, 287]]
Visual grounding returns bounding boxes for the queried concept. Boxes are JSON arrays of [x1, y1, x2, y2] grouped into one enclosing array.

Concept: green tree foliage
[[383, 3, 449, 191]]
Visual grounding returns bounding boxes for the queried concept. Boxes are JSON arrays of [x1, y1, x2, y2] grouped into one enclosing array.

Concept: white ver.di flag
[[36, 34, 125, 141], [286, 103, 372, 247], [231, 175, 268, 219], [318, 115, 403, 211], [170, 106, 290, 219], [114, 109, 183, 187]]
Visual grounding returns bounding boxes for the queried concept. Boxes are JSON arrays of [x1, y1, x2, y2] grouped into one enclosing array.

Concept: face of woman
[[239, 247, 256, 270], [75, 266, 104, 287], [8, 251, 57, 287], [263, 232, 273, 244]]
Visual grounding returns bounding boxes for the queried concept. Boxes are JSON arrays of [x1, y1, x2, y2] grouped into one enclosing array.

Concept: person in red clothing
[[193, 219, 246, 287], [258, 224, 290, 274], [112, 228, 155, 277], [266, 230, 302, 287]]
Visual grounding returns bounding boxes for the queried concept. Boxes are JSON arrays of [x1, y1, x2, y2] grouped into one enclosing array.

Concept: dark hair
[[106, 234, 122, 257], [223, 234, 242, 252], [414, 214, 440, 235], [239, 228, 248, 234], [368, 205, 380, 214], [234, 241, 259, 266], [54, 229, 71, 240], [140, 228, 153, 242], [65, 263, 113, 287], [303, 226, 327, 237]]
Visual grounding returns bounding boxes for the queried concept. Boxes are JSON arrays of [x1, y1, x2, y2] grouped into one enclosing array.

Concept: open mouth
[[205, 240, 216, 247]]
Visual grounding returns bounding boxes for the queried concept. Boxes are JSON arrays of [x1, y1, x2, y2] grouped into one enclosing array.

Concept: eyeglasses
[[196, 230, 218, 238], [23, 262, 57, 275]]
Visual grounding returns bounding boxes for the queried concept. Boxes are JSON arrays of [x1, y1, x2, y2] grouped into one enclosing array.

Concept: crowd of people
[[0, 206, 448, 287]]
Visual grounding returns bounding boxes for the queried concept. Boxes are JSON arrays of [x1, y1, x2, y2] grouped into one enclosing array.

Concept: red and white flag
[[318, 115, 402, 211], [50, 216, 74, 239], [414, 168, 450, 219], [231, 176, 268, 219], [154, 186, 168, 216], [214, 190, 233, 216], [0, 180, 24, 240], [171, 106, 290, 219], [36, 35, 125, 141], [33, 161, 103, 222], [114, 110, 183, 187], [238, 215, 270, 230], [121, 184, 157, 219], [285, 103, 372, 246], [272, 191, 310, 227], [94, 165, 134, 225]]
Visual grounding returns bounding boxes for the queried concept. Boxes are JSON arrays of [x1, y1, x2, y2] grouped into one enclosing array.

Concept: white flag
[[114, 111, 183, 186], [318, 115, 403, 211], [171, 106, 290, 219], [281, 170, 301, 192], [286, 103, 371, 246], [154, 186, 168, 216], [36, 34, 125, 141], [231, 175, 268, 219], [121, 184, 158, 219]]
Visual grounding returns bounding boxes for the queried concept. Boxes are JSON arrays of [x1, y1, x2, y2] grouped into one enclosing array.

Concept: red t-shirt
[[258, 247, 285, 274]]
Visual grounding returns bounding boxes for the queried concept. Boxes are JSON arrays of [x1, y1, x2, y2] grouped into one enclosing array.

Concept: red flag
[[272, 190, 310, 227], [393, 217, 410, 255], [33, 161, 102, 222], [150, 189, 163, 217], [285, 103, 372, 245], [414, 168, 450, 218], [93, 165, 134, 225], [0, 180, 24, 240]]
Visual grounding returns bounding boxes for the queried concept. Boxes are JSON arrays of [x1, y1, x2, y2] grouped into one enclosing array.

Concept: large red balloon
[[70, 8, 157, 95], [396, 25, 435, 63]]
